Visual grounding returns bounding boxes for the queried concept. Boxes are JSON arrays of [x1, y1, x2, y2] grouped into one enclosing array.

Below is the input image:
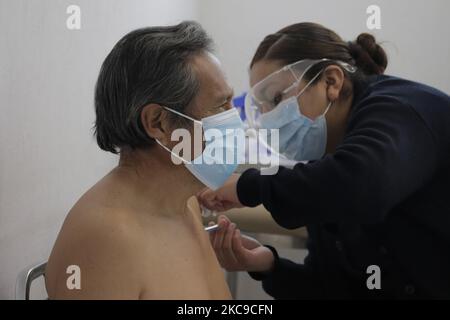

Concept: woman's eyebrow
[[259, 82, 280, 101]]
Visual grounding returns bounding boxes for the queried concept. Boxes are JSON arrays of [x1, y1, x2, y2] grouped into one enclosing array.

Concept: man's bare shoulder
[[46, 185, 149, 299]]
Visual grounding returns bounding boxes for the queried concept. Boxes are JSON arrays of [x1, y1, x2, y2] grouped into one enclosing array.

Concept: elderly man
[[45, 21, 235, 299]]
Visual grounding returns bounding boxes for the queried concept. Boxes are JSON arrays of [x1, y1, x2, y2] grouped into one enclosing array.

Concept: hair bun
[[348, 33, 388, 75]]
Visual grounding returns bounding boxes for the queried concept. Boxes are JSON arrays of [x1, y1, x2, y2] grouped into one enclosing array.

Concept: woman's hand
[[197, 174, 243, 212], [209, 215, 275, 273]]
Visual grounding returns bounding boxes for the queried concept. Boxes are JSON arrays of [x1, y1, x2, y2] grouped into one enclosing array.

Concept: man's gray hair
[[94, 21, 213, 154]]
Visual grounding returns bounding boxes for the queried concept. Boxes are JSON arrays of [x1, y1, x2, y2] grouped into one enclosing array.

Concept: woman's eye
[[272, 93, 283, 106]]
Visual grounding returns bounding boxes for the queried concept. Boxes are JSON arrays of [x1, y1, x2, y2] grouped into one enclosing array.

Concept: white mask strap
[[157, 107, 203, 165], [323, 101, 332, 116], [163, 106, 202, 125], [155, 139, 192, 165], [294, 69, 325, 97]]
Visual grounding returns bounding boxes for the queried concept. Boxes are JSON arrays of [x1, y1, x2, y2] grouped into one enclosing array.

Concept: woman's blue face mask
[[258, 71, 332, 161], [244, 58, 356, 161]]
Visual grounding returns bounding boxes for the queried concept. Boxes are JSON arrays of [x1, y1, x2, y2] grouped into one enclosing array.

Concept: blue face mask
[[156, 107, 245, 190], [259, 96, 331, 161]]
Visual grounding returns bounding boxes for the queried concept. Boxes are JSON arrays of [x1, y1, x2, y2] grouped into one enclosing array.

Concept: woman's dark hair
[[250, 22, 388, 97], [94, 21, 213, 154]]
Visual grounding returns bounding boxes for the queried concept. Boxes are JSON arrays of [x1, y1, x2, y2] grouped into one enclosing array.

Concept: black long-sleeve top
[[237, 75, 450, 299]]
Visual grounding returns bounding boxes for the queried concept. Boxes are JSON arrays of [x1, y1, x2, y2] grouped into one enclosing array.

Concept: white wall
[[0, 0, 198, 299], [198, 0, 450, 95]]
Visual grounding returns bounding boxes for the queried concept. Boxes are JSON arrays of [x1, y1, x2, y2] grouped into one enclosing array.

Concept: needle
[[204, 224, 219, 233]]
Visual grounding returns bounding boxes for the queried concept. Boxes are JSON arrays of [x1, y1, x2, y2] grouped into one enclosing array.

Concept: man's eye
[[218, 100, 232, 111]]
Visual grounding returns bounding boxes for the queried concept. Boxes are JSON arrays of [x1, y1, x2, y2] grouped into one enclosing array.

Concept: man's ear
[[140, 104, 171, 144], [323, 65, 345, 102]]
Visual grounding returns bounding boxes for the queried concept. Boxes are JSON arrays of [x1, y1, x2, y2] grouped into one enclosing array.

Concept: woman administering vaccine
[[198, 22, 450, 299]]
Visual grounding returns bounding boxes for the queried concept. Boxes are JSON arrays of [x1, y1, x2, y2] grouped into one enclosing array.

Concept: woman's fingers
[[221, 222, 239, 270], [209, 216, 263, 272], [197, 175, 243, 212], [196, 187, 209, 199], [212, 216, 229, 264], [208, 220, 217, 243], [197, 188, 217, 209], [208, 221, 223, 265], [240, 234, 262, 250], [209, 216, 243, 271], [231, 229, 251, 267], [202, 188, 225, 209], [213, 216, 229, 249]]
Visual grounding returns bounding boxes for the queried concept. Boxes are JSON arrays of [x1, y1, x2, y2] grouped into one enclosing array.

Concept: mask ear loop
[[322, 74, 337, 117], [163, 106, 202, 125], [287, 69, 333, 121], [155, 139, 193, 165], [323, 101, 333, 116], [286, 68, 325, 98], [154, 106, 203, 165]]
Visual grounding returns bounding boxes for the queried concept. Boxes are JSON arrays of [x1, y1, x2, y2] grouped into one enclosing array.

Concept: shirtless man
[[45, 22, 233, 299]]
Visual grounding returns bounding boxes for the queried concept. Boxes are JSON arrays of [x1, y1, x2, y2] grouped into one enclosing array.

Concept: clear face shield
[[245, 58, 356, 127], [244, 58, 356, 162]]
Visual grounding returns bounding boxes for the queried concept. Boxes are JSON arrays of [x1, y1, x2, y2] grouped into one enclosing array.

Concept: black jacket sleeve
[[248, 245, 324, 299], [237, 96, 438, 229]]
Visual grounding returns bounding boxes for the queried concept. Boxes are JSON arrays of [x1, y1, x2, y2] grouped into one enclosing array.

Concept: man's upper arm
[[54, 209, 143, 299]]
